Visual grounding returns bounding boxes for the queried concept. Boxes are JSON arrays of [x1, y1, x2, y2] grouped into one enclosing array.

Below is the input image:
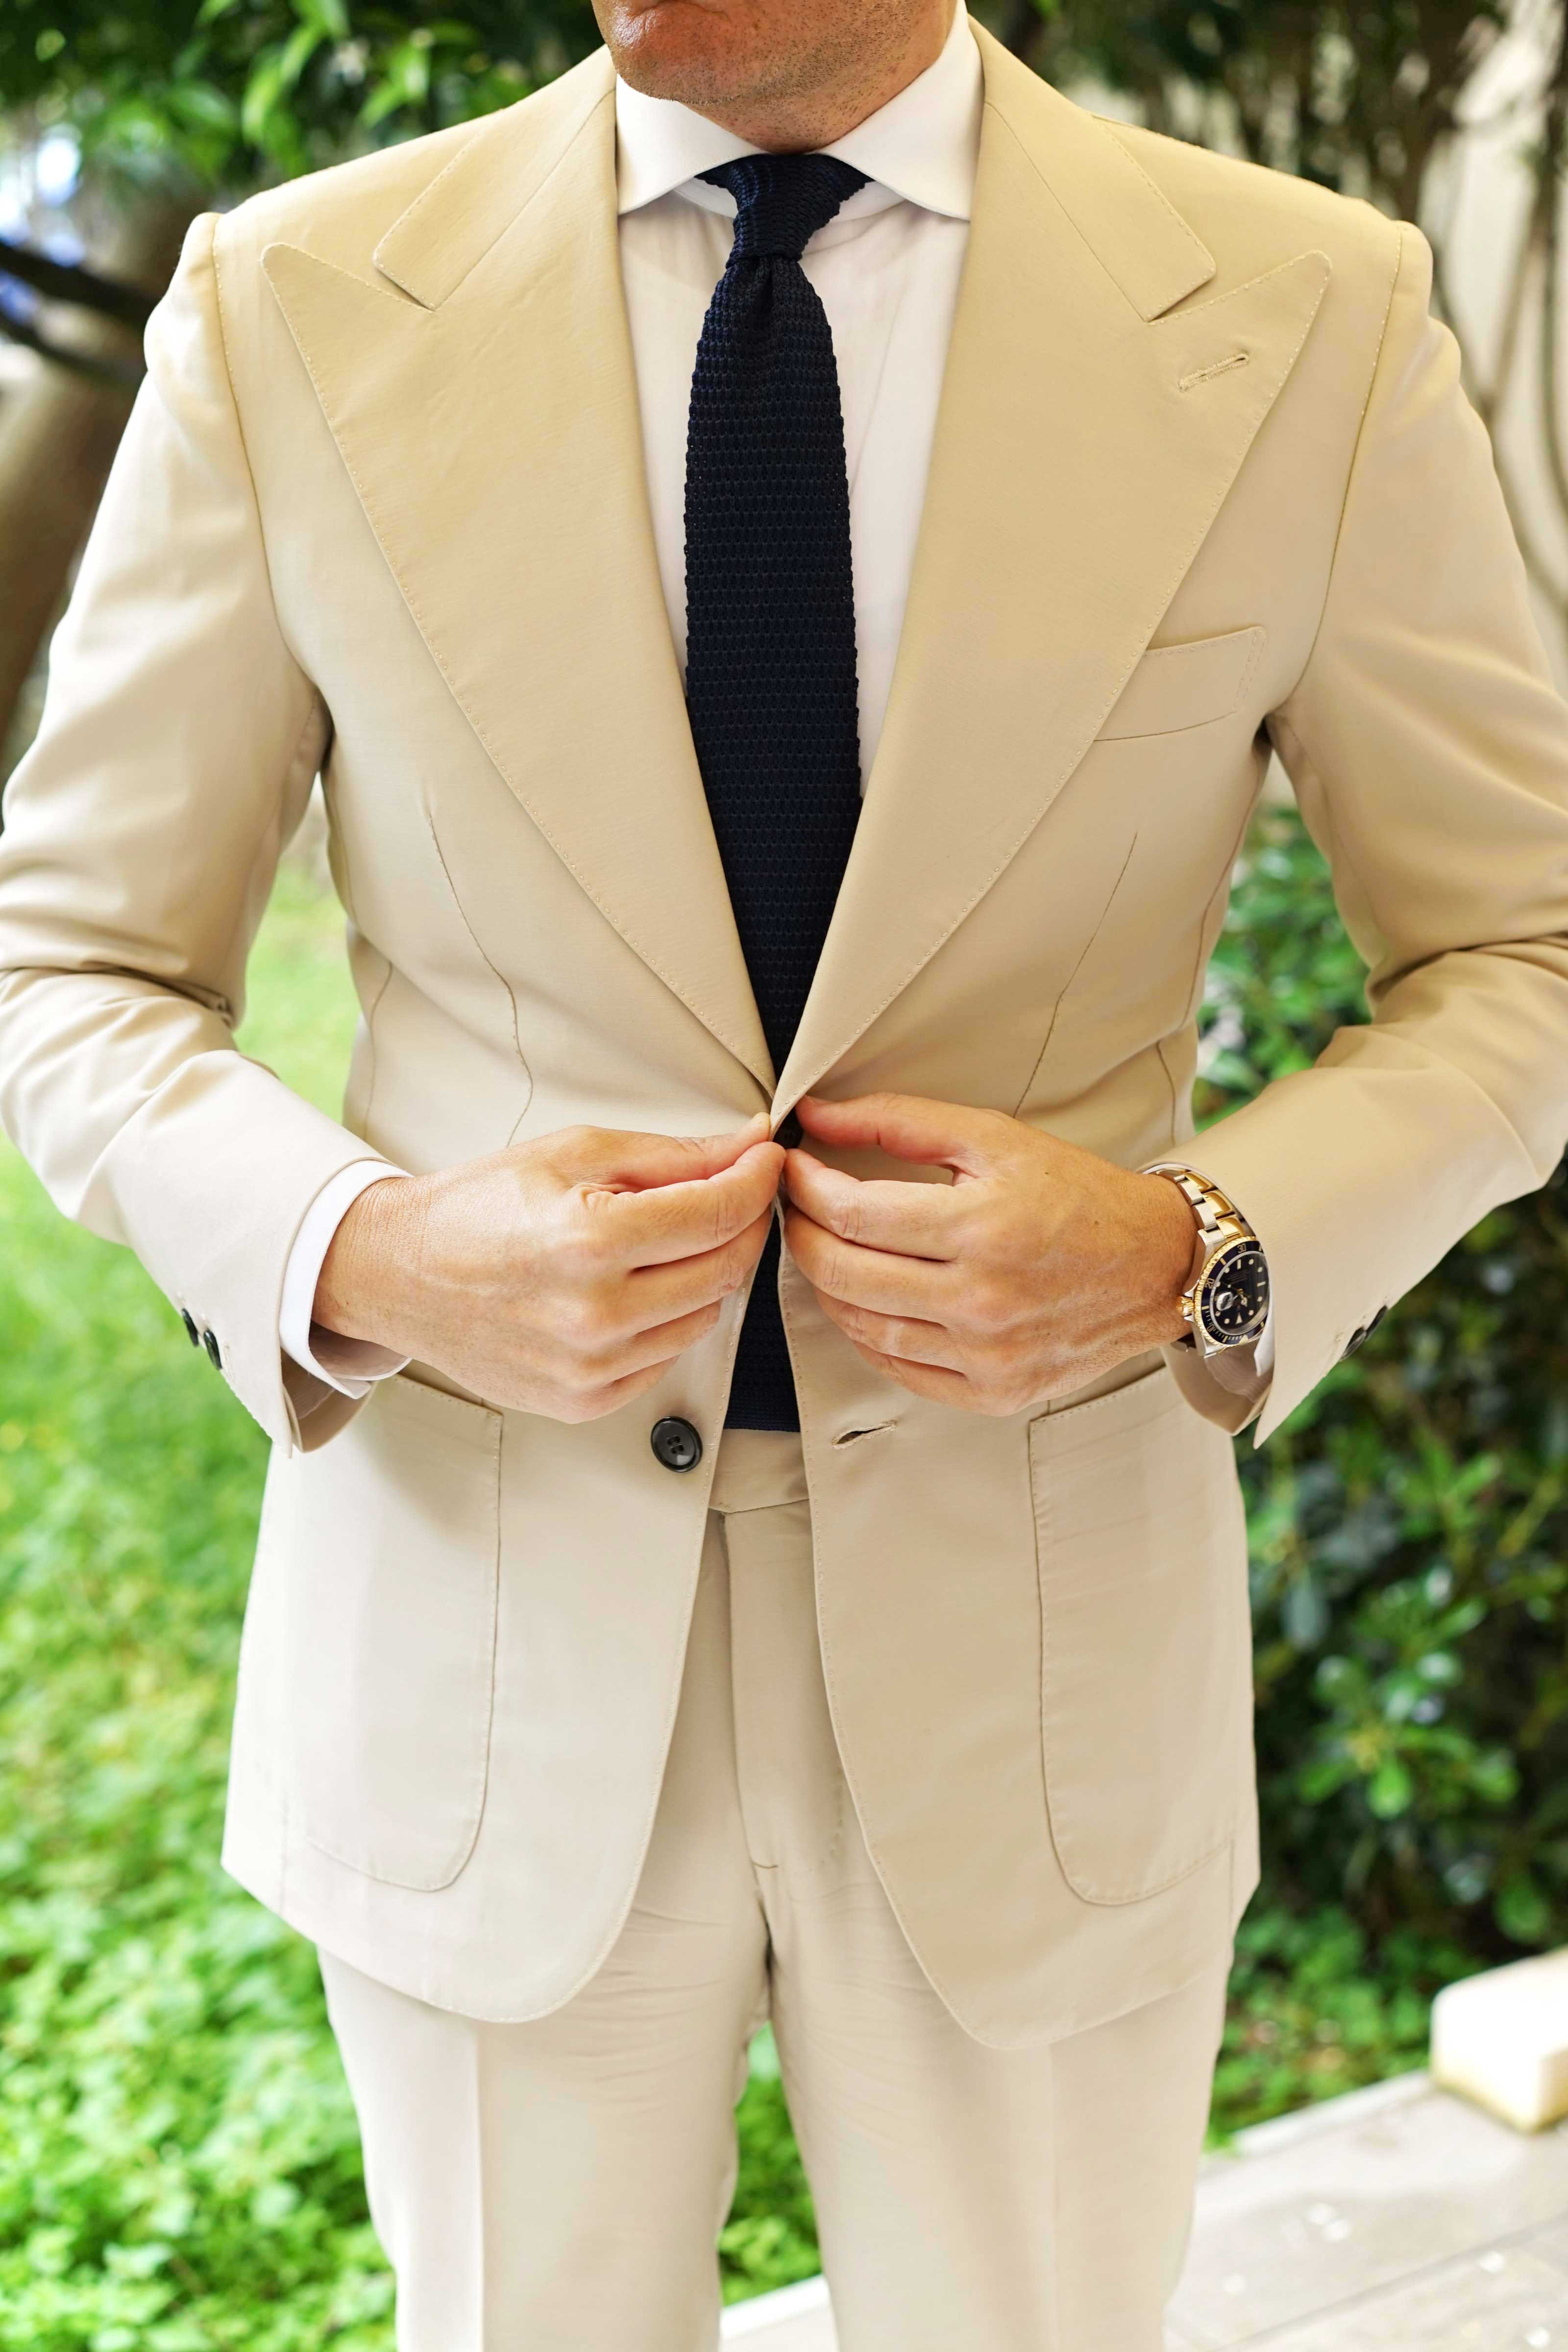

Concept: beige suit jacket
[[2, 31, 1567, 2041]]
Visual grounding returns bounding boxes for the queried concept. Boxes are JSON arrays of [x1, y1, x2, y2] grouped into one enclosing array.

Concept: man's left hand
[[781, 1093, 1199, 1416]]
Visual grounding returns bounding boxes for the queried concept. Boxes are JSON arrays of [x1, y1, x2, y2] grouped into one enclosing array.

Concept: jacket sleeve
[[0, 210, 386, 1452], [1191, 220, 1568, 1444]]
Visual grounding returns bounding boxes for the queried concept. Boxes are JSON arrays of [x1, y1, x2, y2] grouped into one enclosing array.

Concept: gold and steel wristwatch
[[1143, 1163, 1271, 1359]]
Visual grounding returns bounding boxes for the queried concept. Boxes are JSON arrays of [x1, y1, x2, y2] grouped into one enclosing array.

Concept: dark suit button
[[180, 1308, 199, 1347], [202, 1328, 223, 1372], [776, 1110, 803, 1150], [1343, 1306, 1387, 1357], [650, 1416, 702, 1473]]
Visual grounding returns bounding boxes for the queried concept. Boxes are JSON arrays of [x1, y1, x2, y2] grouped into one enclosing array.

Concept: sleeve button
[[202, 1329, 223, 1372], [1342, 1305, 1387, 1357], [180, 1308, 199, 1347]]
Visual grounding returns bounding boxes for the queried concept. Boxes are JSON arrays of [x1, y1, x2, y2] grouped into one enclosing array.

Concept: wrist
[[1139, 1170, 1202, 1346], [313, 1172, 421, 1351]]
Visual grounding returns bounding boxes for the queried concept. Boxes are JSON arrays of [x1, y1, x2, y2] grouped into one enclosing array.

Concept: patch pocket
[[284, 1372, 503, 1890], [1096, 625, 1266, 741], [1028, 1361, 1250, 1905]]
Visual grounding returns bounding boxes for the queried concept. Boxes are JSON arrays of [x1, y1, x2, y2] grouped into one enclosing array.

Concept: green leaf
[[1367, 1759, 1414, 1819], [165, 80, 239, 135], [277, 21, 325, 89], [1298, 1753, 1353, 1802], [240, 49, 287, 147], [1470, 1747, 1520, 1806], [1497, 1873, 1553, 1946]]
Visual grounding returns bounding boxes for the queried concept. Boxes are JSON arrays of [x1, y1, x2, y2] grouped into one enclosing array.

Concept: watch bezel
[[1192, 1236, 1270, 1348]]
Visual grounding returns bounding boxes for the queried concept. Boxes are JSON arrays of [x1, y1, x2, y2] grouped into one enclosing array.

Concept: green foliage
[[1199, 807, 1568, 1965], [1211, 1905, 1476, 2135], [0, 0, 600, 190], [720, 2029, 819, 2305]]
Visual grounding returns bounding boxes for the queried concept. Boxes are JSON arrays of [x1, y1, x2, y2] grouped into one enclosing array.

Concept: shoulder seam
[[208, 211, 259, 508]]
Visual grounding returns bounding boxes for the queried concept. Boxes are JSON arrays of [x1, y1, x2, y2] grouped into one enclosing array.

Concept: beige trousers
[[318, 1429, 1230, 2352]]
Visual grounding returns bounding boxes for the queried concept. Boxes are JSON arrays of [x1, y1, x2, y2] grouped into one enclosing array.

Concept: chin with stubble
[[589, 0, 951, 150]]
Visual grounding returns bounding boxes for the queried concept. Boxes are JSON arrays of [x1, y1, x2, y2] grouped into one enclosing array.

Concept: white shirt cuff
[[281, 1161, 411, 1398], [1253, 1303, 1275, 1381]]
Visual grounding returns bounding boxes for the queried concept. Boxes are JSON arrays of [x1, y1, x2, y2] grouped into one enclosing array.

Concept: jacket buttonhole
[[1178, 351, 1250, 392]]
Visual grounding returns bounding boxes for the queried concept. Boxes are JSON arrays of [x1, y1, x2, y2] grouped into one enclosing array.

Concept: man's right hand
[[312, 1115, 784, 1422]]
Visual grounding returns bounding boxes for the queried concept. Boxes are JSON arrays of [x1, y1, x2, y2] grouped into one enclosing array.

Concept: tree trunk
[[0, 187, 196, 778]]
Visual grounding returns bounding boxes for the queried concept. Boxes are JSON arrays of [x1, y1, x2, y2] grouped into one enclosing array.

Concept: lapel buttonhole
[[1178, 350, 1252, 392]]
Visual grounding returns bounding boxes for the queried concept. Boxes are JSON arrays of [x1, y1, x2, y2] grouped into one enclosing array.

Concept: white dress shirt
[[282, 2, 1272, 1400], [616, 2, 980, 773]]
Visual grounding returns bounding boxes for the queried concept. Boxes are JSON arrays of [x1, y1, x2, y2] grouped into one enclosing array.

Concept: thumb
[[584, 1113, 774, 1193], [793, 1092, 1005, 1178]]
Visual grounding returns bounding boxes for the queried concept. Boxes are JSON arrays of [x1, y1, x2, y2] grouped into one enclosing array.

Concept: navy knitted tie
[[685, 150, 868, 1431]]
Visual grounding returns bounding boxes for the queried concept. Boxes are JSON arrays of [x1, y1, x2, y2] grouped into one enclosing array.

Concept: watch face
[[1197, 1241, 1270, 1345]]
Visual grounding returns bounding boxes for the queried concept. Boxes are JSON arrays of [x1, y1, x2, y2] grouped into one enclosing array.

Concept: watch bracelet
[[1142, 1160, 1268, 1351], [1141, 1160, 1253, 1238]]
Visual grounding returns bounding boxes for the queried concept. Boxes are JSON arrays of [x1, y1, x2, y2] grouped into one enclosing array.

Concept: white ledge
[[1432, 1947, 1568, 2132]]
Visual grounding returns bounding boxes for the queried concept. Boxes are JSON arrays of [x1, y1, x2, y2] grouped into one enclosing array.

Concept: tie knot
[[700, 151, 870, 262]]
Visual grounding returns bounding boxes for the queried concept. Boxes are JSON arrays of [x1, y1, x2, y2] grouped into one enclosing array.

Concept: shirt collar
[[614, 1, 981, 224]]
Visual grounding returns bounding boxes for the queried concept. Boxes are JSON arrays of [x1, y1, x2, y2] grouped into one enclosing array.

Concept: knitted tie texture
[[685, 150, 867, 1431]]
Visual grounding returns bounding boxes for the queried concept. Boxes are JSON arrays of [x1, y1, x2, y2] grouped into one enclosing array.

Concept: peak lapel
[[262, 55, 774, 1094], [773, 38, 1329, 1117]]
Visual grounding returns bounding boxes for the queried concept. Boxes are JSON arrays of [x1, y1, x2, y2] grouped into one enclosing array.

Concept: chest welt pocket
[[1096, 625, 1266, 741], [283, 1372, 502, 1890], [1028, 1361, 1252, 1905]]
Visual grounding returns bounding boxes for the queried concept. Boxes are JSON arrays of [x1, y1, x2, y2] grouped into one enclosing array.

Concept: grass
[[0, 860, 1436, 2341]]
